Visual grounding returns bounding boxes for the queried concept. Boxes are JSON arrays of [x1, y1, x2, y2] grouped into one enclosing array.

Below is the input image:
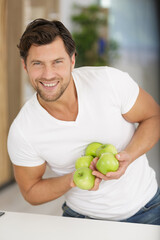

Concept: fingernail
[[117, 154, 120, 159]]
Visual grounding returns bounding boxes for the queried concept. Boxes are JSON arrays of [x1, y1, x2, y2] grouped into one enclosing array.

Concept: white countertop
[[0, 211, 160, 240]]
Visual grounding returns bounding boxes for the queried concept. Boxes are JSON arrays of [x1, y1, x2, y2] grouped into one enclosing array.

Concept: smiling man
[[7, 18, 160, 225]]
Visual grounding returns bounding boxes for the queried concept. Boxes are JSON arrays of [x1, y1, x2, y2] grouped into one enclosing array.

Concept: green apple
[[96, 143, 118, 158], [75, 155, 93, 169], [85, 142, 103, 157], [73, 167, 95, 190], [96, 152, 119, 175]]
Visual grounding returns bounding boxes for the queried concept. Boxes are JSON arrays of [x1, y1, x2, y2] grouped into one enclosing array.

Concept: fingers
[[90, 177, 102, 191], [92, 168, 125, 181], [92, 170, 108, 180], [104, 158, 129, 180], [105, 167, 126, 179], [70, 181, 76, 188], [89, 157, 99, 171], [70, 172, 76, 188], [115, 151, 132, 163], [92, 170, 119, 181]]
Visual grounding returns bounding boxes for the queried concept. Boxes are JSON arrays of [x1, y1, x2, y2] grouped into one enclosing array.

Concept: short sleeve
[[7, 121, 45, 167], [108, 68, 139, 114]]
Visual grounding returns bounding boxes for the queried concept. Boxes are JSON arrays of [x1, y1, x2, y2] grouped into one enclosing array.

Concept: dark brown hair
[[17, 18, 76, 63]]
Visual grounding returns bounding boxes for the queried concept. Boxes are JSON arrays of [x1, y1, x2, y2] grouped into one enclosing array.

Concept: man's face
[[23, 37, 75, 103]]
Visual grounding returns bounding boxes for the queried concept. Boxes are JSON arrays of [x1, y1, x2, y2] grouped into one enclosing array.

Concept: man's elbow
[[23, 194, 42, 206]]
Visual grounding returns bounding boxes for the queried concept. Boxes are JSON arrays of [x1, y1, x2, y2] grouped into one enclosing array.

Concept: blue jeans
[[62, 188, 160, 225]]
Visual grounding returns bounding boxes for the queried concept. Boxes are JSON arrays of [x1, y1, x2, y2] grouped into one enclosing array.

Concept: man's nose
[[41, 65, 57, 79]]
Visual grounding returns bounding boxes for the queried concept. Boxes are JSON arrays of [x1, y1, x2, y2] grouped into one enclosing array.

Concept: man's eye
[[33, 62, 41, 65], [55, 60, 62, 64]]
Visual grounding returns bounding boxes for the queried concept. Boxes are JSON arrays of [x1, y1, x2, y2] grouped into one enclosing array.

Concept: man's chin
[[37, 92, 63, 103]]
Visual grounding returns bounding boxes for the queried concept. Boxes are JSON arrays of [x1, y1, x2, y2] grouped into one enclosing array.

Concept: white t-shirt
[[7, 66, 158, 220]]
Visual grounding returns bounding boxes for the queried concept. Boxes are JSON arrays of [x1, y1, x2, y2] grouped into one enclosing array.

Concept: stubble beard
[[36, 77, 71, 102]]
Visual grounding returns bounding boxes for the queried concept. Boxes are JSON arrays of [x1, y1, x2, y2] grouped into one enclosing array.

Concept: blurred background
[[0, 0, 159, 216]]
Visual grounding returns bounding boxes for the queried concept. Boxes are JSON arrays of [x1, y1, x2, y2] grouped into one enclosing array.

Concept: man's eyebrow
[[54, 57, 65, 61], [30, 59, 42, 63], [30, 58, 65, 63]]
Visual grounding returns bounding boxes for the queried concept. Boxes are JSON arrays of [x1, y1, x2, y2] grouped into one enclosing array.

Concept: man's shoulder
[[73, 66, 126, 78], [10, 93, 37, 129], [73, 66, 108, 73], [72, 66, 128, 87], [73, 65, 124, 72]]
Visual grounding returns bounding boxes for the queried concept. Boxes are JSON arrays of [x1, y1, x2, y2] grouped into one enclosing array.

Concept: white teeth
[[43, 82, 57, 87]]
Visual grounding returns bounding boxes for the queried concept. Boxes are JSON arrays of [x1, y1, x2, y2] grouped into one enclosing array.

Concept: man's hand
[[90, 152, 132, 181]]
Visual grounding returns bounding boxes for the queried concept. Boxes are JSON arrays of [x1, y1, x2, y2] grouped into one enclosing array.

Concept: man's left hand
[[90, 151, 132, 180]]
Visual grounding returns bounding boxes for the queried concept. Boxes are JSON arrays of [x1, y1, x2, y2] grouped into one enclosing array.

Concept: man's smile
[[38, 80, 60, 90]]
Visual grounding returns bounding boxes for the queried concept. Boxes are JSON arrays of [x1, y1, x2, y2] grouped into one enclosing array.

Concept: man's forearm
[[23, 173, 73, 205], [124, 115, 160, 162]]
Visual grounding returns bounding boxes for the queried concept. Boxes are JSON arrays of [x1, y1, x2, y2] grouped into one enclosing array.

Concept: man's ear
[[21, 59, 27, 72], [71, 53, 76, 70]]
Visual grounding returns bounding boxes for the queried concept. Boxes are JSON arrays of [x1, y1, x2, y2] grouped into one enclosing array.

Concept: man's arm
[[90, 87, 160, 181], [13, 163, 73, 205]]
